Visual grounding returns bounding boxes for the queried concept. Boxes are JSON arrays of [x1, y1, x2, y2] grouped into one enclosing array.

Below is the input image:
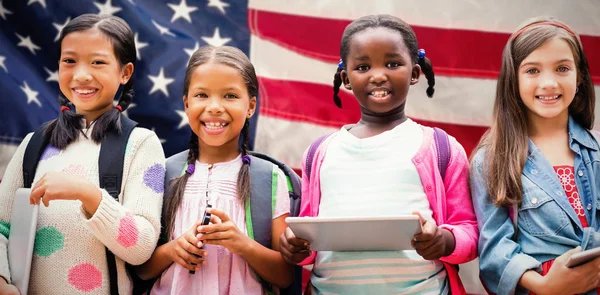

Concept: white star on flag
[[201, 28, 231, 47], [94, 0, 122, 16], [44, 68, 58, 82], [207, 0, 229, 15], [0, 56, 7, 73], [148, 67, 175, 96], [175, 110, 189, 129], [20, 81, 42, 107], [152, 20, 176, 37], [122, 102, 136, 118], [53, 17, 71, 42], [134, 33, 149, 60], [167, 0, 198, 23], [0, 0, 13, 20], [16, 34, 41, 55], [27, 0, 46, 9]]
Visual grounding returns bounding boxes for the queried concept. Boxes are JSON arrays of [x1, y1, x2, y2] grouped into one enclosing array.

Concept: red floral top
[[531, 166, 597, 295]]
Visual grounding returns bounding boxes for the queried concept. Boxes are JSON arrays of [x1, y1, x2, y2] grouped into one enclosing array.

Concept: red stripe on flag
[[249, 9, 600, 83], [258, 77, 487, 156], [258, 77, 360, 127]]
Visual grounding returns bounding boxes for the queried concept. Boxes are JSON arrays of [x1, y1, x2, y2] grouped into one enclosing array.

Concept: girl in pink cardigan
[[279, 14, 479, 295]]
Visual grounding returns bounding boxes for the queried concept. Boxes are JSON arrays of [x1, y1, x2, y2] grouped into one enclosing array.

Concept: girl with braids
[[279, 14, 478, 294], [0, 14, 165, 294], [471, 17, 600, 295], [136, 45, 293, 294]]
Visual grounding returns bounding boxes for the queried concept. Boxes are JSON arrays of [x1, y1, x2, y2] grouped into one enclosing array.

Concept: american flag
[[1, 0, 599, 179], [1, 1, 598, 292]]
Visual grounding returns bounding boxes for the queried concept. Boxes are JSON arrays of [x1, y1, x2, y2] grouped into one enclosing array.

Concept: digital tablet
[[8, 188, 39, 295], [566, 247, 600, 268], [285, 215, 422, 251]]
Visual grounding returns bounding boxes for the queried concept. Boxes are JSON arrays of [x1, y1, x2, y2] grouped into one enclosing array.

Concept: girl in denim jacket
[[471, 17, 600, 295]]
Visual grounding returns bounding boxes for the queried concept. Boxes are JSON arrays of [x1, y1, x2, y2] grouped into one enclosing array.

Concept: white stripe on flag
[[255, 115, 338, 168]]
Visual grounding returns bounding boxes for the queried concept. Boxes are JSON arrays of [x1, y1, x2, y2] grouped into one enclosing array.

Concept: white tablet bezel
[[286, 215, 422, 251]]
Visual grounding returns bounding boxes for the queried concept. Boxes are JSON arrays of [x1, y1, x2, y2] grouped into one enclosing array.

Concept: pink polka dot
[[117, 212, 138, 248], [62, 164, 87, 177], [68, 263, 102, 292]]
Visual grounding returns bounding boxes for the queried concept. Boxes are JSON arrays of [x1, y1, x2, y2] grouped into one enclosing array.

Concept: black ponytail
[[332, 65, 343, 108], [418, 56, 435, 98], [45, 93, 84, 149], [91, 79, 135, 140]]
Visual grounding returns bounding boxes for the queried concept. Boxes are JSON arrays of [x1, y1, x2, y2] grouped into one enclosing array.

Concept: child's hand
[[29, 172, 98, 207], [167, 219, 208, 272], [196, 208, 250, 255], [411, 212, 455, 260], [536, 247, 600, 295], [279, 227, 311, 264]]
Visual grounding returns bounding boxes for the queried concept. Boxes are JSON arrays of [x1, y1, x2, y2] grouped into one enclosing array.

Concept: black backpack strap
[[99, 115, 138, 295], [99, 115, 138, 200], [22, 122, 51, 188]]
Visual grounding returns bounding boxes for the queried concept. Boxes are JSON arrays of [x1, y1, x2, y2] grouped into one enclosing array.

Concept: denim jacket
[[470, 117, 600, 295]]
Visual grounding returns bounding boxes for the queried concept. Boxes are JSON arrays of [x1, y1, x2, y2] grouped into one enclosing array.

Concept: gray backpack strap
[[165, 150, 189, 184], [248, 155, 274, 248], [162, 150, 190, 220]]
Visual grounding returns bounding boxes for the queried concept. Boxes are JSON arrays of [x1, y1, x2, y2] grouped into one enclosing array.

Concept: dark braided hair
[[163, 45, 258, 239], [163, 132, 199, 240], [333, 14, 435, 108], [46, 14, 136, 149]]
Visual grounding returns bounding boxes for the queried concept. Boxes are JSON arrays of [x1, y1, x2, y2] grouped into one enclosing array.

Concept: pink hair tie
[[60, 106, 70, 112], [115, 105, 123, 112]]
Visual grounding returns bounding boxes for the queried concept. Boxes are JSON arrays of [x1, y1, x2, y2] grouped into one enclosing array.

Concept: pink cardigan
[[298, 126, 479, 295]]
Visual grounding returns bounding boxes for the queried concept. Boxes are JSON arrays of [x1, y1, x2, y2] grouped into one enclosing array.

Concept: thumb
[[412, 211, 427, 225]]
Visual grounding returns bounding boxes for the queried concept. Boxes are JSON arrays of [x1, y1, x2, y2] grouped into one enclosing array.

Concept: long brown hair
[[163, 46, 258, 239], [474, 16, 595, 207]]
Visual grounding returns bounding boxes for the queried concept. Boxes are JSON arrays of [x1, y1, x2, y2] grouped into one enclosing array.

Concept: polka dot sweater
[[0, 126, 165, 294]]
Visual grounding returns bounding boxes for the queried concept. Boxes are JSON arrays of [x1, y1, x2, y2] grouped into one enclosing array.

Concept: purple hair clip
[[185, 163, 195, 175], [242, 155, 251, 165], [337, 59, 344, 69], [418, 49, 426, 59]]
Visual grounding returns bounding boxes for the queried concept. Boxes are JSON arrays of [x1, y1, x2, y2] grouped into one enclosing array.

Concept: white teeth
[[371, 90, 390, 98], [204, 122, 227, 129], [75, 89, 96, 94], [537, 95, 560, 101]]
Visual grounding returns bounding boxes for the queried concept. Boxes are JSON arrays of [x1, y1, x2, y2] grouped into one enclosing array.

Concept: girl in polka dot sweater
[[0, 14, 165, 295]]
